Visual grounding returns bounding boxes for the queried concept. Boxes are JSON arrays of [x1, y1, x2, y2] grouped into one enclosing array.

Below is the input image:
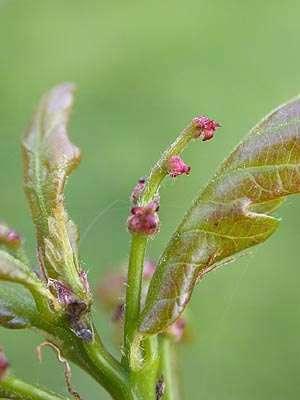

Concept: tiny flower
[[127, 200, 160, 236], [192, 115, 221, 141], [0, 223, 21, 248], [0, 349, 9, 381], [130, 177, 146, 204], [167, 155, 191, 177], [167, 317, 186, 342]]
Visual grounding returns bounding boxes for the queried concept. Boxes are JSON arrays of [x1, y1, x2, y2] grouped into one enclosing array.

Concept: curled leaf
[[140, 96, 300, 334], [22, 84, 90, 305]]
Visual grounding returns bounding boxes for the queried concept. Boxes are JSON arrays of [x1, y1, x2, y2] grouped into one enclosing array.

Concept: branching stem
[[0, 376, 69, 400]]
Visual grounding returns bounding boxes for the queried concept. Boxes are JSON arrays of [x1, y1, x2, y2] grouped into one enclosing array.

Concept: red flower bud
[[0, 349, 9, 381], [130, 177, 146, 204], [192, 116, 220, 141], [127, 200, 160, 236], [167, 155, 191, 177]]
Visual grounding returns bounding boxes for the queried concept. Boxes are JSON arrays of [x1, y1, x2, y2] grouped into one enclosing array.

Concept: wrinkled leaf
[[140, 96, 300, 334], [22, 83, 89, 303], [0, 284, 36, 329]]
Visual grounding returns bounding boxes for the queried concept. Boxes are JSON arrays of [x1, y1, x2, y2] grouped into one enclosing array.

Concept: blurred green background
[[1, 0, 300, 398]]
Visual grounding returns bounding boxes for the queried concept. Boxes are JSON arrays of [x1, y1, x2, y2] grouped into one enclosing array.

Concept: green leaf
[[22, 83, 89, 304], [0, 284, 36, 329], [0, 250, 52, 300], [139, 96, 300, 334]]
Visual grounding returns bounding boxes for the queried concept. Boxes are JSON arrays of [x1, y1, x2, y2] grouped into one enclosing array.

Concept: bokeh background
[[1, 1, 300, 399]]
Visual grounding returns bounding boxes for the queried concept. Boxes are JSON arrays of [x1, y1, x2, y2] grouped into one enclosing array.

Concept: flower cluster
[[166, 155, 191, 178], [192, 115, 220, 141], [127, 200, 160, 236]]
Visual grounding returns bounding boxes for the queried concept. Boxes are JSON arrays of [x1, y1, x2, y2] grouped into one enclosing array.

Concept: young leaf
[[139, 96, 300, 334], [22, 84, 90, 305], [0, 284, 35, 329], [0, 250, 53, 303]]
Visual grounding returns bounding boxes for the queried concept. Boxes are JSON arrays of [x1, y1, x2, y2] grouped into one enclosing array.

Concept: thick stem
[[32, 315, 134, 400], [76, 334, 134, 400], [159, 337, 180, 400], [0, 376, 69, 400]]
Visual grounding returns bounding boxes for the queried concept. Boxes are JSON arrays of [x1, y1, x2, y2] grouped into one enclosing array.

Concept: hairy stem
[[0, 376, 69, 400]]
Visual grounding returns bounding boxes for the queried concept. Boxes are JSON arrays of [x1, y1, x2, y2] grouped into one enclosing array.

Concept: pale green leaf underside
[[22, 84, 86, 300], [0, 284, 36, 329], [140, 96, 300, 334]]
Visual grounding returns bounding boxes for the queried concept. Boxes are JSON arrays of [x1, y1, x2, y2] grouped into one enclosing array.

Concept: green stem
[[31, 314, 134, 400], [140, 121, 197, 205], [124, 234, 147, 367], [124, 120, 197, 362], [78, 334, 133, 400], [121, 120, 197, 398], [159, 337, 180, 400], [0, 376, 69, 400]]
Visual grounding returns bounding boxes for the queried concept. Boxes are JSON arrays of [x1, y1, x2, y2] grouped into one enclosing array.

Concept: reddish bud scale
[[167, 155, 191, 178], [130, 177, 146, 204], [127, 201, 160, 236], [192, 115, 220, 141], [0, 350, 9, 381]]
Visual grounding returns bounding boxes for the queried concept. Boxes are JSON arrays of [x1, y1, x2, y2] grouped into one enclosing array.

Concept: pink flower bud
[[167, 155, 191, 177], [130, 177, 146, 204], [167, 317, 186, 342], [143, 260, 156, 280], [192, 116, 220, 141], [0, 223, 21, 248], [0, 349, 9, 381], [127, 200, 160, 236]]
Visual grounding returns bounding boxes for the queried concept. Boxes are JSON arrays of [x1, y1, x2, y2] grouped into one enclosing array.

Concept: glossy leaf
[[139, 96, 300, 334], [22, 83, 89, 303]]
